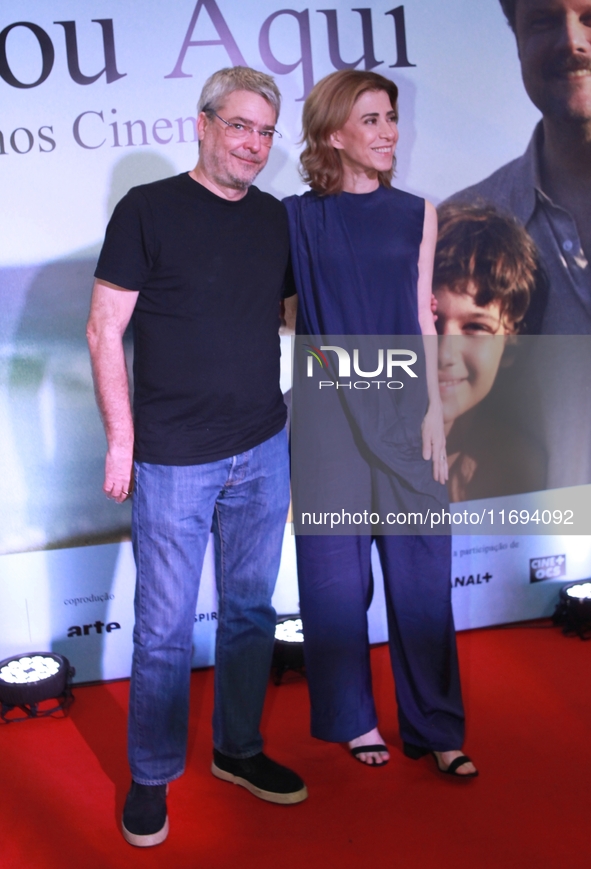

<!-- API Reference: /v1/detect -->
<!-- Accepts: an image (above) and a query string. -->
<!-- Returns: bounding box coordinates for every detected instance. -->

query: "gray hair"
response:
[198,66,281,120]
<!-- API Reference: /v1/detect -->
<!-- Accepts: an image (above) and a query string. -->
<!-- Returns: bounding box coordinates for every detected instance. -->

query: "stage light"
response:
[272,616,305,684]
[553,581,591,640]
[0,653,74,723]
[275,617,304,644]
[563,582,591,600]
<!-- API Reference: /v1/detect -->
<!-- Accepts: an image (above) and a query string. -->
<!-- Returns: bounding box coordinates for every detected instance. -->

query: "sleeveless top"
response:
[283,185,424,337]
[285,185,448,516]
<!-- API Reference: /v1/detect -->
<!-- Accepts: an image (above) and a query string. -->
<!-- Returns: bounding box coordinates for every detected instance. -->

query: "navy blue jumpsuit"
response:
[284,186,465,750]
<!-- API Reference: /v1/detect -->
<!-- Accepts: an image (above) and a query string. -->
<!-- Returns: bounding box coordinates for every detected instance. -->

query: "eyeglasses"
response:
[210,111,281,146]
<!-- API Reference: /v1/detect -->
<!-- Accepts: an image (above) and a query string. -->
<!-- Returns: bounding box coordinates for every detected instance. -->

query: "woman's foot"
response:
[432,750,477,776]
[348,728,390,766]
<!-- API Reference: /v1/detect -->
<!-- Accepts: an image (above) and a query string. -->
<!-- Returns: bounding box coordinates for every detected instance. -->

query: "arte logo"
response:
[67,621,121,637]
[305,343,418,389]
[530,554,566,583]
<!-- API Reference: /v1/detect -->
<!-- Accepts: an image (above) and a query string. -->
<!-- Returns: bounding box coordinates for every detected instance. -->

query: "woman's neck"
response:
[340,165,380,194]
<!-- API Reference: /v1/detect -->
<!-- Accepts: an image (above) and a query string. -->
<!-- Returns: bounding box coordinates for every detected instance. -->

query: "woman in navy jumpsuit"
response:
[284,70,477,776]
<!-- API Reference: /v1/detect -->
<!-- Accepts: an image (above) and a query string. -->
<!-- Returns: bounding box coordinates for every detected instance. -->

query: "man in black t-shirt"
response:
[87,67,306,848]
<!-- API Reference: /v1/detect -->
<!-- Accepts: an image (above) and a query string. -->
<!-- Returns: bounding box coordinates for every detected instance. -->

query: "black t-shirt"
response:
[95,173,290,464]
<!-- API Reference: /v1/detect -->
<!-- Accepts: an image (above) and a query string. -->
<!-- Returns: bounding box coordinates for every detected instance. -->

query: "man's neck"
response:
[189,165,248,202]
[540,117,591,202]
[540,117,591,263]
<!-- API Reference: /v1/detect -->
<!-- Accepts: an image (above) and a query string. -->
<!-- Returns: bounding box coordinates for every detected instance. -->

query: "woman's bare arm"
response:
[417,202,447,484]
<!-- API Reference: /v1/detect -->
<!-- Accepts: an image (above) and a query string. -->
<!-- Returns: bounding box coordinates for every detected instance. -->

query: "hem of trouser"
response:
[401,740,464,752]
[130,769,185,787]
[213,746,264,760]
[310,718,378,744]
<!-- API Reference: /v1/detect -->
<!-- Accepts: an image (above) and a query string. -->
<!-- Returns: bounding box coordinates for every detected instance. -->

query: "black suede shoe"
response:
[122,781,169,847]
[212,750,308,804]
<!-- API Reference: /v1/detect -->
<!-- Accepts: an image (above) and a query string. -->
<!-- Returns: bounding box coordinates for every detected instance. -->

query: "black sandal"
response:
[403,742,478,777]
[350,744,389,766]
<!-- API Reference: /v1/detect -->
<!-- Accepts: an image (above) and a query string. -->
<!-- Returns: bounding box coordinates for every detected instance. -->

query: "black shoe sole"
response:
[211,761,308,804]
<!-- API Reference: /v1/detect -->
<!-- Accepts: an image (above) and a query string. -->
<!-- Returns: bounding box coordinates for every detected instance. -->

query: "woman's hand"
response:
[421,401,448,484]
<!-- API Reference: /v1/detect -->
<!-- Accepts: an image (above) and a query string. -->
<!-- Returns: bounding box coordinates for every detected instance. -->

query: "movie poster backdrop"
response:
[1,0,589,681]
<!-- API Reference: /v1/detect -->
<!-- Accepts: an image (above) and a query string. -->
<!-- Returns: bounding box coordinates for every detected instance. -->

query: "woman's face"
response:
[330,89,398,179]
[435,284,512,434]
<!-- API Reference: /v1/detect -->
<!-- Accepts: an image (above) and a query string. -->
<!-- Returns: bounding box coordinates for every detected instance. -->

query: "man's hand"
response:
[421,402,448,485]
[104,443,134,502]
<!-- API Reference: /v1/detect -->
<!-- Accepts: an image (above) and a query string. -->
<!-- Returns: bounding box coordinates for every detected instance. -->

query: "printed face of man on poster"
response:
[443,0,591,491]
[513,0,591,123]
[506,0,591,258]
[508,0,591,266]
[448,0,591,336]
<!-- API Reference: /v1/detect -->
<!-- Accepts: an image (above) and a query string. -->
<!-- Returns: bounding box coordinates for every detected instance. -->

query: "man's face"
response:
[515,0,591,123]
[197,90,277,191]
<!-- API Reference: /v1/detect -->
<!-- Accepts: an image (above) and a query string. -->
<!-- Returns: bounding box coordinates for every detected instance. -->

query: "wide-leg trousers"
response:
[292,342,465,750]
[296,533,465,751]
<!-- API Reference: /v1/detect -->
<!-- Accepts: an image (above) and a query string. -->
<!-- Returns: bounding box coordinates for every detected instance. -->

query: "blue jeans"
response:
[128,430,290,785]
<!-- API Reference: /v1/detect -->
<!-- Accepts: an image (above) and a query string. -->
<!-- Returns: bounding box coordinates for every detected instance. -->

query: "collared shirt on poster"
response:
[447,122,590,336]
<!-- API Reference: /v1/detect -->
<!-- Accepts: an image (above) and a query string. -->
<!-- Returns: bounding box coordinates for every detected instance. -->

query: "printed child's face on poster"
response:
[435,285,512,433]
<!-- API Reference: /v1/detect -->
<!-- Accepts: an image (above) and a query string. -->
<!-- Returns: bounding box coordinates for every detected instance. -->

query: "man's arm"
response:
[86,279,139,503]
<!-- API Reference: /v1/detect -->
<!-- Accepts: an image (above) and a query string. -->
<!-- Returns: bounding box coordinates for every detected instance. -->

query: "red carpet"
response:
[2,623,591,869]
